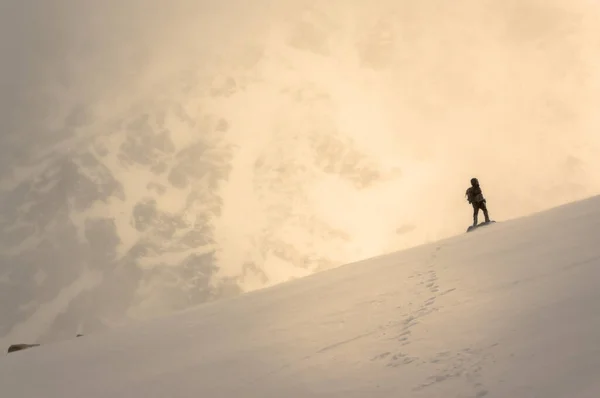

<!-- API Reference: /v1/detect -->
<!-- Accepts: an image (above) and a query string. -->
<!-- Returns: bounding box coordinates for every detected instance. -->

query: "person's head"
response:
[470,177,479,187]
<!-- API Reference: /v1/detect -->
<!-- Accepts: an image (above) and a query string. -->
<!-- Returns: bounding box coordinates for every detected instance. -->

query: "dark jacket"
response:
[466,184,485,204]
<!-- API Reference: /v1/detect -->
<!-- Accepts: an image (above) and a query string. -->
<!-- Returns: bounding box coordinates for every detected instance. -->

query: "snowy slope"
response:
[2,196,600,398]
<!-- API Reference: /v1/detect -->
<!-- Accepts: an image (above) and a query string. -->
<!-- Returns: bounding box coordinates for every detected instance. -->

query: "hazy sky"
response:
[1,0,598,193]
[0,0,599,257]
[2,0,600,343]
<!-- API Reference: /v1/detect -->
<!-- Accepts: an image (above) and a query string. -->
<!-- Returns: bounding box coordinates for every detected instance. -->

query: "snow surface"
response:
[2,196,600,397]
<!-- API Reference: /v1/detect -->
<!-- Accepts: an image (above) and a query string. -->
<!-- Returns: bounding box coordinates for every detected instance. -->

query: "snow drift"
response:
[2,196,600,397]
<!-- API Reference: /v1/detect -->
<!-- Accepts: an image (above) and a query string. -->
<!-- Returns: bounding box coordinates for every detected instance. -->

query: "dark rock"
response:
[7,343,40,354]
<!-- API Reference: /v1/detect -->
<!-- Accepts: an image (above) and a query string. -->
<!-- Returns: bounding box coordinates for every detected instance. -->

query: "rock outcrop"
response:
[7,344,40,354]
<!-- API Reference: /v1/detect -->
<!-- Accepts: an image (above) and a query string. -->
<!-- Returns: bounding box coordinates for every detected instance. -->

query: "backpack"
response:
[465,188,474,203]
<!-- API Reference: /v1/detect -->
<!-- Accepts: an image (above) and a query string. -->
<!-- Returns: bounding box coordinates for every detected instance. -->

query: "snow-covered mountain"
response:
[2,0,600,347]
[0,54,399,345]
[3,195,600,397]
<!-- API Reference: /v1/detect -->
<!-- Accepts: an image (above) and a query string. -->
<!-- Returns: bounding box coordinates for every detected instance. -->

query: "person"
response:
[465,177,490,226]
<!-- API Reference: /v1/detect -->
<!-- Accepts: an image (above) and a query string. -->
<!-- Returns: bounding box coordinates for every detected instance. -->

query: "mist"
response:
[1,0,600,345]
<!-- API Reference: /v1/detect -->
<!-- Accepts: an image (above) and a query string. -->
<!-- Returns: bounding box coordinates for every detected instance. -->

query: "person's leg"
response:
[481,201,490,222]
[473,204,479,226]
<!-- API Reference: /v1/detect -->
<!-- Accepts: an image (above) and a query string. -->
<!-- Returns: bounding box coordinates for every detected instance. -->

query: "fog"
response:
[1,0,600,344]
